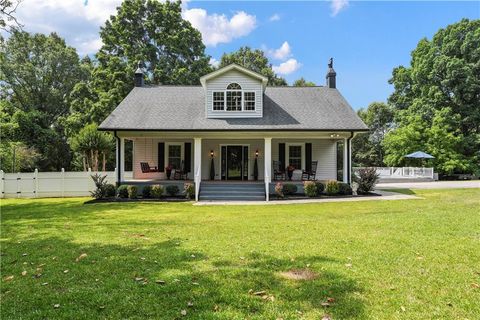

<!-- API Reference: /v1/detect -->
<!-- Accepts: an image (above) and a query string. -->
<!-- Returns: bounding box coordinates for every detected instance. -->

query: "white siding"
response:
[271,139,338,181]
[205,69,263,118]
[132,138,194,180]
[133,138,337,181]
[201,139,264,180]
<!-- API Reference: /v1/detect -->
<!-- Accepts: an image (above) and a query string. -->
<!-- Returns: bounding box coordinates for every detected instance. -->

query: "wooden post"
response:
[0,170,4,199]
[61,168,65,198]
[34,168,38,198]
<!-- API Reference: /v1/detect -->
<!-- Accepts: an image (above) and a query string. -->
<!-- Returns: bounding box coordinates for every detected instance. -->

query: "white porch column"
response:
[115,136,125,185]
[343,139,348,183]
[120,137,125,182]
[194,138,202,201]
[264,137,272,201]
[348,138,352,184]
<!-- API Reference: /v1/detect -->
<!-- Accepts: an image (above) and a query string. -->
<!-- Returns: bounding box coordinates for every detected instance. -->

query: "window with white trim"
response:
[168,144,182,170]
[288,145,302,170]
[213,91,224,111]
[244,92,255,111]
[226,83,242,111]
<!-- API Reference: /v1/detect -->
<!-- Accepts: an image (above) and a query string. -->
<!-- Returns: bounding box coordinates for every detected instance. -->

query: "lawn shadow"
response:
[1,236,365,319]
[380,188,417,195]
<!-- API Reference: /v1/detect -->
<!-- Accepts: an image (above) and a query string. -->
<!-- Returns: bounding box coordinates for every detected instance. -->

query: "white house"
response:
[99,60,368,201]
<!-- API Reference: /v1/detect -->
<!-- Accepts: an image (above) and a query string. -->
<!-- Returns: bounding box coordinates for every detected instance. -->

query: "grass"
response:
[1,188,479,319]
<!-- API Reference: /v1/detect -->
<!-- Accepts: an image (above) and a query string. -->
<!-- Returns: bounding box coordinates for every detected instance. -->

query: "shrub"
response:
[142,185,152,198]
[315,181,325,195]
[151,185,164,198]
[184,183,195,199]
[127,185,138,199]
[274,182,284,199]
[117,185,129,198]
[354,167,379,195]
[282,183,297,195]
[166,185,179,197]
[303,181,317,197]
[325,180,339,195]
[338,182,353,195]
[104,184,116,198]
[90,173,108,199]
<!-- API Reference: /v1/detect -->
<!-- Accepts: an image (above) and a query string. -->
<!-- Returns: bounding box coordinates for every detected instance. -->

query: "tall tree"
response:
[219,47,287,86]
[386,19,480,174]
[0,0,22,32]
[293,77,316,87]
[0,31,83,170]
[352,102,394,167]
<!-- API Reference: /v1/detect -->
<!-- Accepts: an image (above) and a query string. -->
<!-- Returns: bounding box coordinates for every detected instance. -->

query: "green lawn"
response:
[1,189,479,319]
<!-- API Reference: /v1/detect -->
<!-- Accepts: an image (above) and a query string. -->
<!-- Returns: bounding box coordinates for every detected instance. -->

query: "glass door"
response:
[221,145,249,180]
[227,146,243,180]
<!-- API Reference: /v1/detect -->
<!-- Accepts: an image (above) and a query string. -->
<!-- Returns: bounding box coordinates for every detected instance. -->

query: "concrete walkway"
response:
[376,180,479,190]
[194,190,420,206]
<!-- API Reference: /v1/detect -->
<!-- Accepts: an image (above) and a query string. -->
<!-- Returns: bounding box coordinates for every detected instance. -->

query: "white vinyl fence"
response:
[0,169,133,199]
[353,167,434,179]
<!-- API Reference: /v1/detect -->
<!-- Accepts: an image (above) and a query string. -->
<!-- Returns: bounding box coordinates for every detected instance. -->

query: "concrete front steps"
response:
[199,182,266,201]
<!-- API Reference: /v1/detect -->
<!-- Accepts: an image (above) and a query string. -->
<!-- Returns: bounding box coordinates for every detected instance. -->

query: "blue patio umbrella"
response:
[404,151,435,159]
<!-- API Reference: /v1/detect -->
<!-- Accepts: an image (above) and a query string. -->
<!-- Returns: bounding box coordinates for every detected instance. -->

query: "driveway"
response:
[377,180,480,190]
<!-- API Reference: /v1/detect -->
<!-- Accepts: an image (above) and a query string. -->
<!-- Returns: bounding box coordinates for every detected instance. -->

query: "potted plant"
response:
[165,164,173,180]
[287,164,295,181]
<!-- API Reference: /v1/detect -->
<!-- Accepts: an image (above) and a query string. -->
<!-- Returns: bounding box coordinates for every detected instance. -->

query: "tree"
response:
[0,0,22,32]
[88,0,211,122]
[219,46,287,86]
[383,108,470,175]
[352,102,394,167]
[293,77,316,87]
[70,124,114,172]
[0,31,84,170]
[0,141,39,172]
[387,19,480,174]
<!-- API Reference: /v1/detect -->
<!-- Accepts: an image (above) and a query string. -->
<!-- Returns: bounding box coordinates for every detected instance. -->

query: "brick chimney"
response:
[134,61,144,87]
[326,58,336,89]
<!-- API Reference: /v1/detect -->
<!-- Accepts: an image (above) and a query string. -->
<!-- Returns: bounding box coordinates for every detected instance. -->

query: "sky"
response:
[5,0,480,109]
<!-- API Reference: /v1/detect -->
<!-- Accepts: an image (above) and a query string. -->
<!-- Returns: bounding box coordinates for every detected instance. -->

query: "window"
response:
[213,92,224,110]
[168,144,182,170]
[226,83,242,111]
[288,145,302,170]
[244,92,255,111]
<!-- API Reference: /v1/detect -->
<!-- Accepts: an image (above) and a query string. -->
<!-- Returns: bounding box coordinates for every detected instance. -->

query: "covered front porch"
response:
[114,131,354,201]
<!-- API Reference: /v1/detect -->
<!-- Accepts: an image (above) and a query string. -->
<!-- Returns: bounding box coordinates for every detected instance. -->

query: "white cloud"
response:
[269,13,280,22]
[182,8,256,46]
[268,41,292,61]
[272,58,302,75]
[209,57,220,68]
[330,0,349,16]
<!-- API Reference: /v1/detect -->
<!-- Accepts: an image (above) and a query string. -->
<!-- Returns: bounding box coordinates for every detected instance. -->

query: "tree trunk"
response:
[102,152,106,172]
[82,154,87,172]
[94,150,99,172]
[90,149,94,171]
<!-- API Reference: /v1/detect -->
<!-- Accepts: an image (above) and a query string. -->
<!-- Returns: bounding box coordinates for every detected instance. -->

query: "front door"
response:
[221,145,249,180]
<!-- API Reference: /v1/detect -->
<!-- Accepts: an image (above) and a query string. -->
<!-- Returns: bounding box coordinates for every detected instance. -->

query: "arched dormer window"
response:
[226,83,242,111]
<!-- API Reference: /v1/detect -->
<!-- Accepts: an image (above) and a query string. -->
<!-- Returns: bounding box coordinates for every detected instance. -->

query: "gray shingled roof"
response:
[99,86,368,131]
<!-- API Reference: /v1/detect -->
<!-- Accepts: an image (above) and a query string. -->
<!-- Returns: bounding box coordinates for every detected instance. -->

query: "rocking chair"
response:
[140,162,158,173]
[302,160,317,181]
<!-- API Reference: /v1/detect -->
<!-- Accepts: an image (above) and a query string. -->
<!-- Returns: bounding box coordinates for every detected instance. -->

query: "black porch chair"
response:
[140,162,158,173]
[302,161,318,181]
[273,160,286,181]
[173,161,188,180]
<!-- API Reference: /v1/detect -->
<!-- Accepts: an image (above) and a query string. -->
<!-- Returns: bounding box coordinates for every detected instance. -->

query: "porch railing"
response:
[353,167,434,179]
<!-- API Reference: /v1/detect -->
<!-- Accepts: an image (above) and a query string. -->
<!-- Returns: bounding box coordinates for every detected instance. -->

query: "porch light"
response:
[255,149,259,157]
[330,133,340,138]
[210,150,214,158]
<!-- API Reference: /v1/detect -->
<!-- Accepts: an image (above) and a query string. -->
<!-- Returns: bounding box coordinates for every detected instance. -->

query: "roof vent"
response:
[326,58,336,89]
[134,61,144,87]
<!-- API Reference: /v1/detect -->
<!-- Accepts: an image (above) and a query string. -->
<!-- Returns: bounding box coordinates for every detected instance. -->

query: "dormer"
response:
[200,64,267,118]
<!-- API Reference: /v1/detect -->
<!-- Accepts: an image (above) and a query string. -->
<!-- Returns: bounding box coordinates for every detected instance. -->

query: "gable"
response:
[205,69,264,119]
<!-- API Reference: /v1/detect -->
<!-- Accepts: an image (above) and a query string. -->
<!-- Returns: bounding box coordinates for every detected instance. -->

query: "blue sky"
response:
[8,0,479,109]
